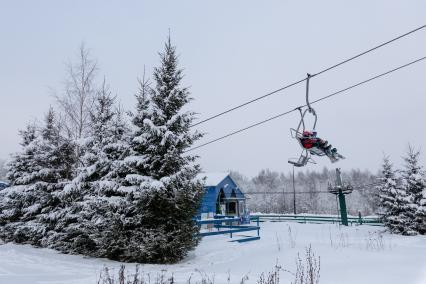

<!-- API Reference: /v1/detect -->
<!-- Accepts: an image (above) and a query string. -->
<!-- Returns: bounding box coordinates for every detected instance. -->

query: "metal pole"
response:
[338,189,348,226]
[257,216,260,237]
[336,168,343,185]
[292,165,297,215]
[336,168,348,226]
[335,195,340,224]
[282,182,285,214]
[305,73,311,110]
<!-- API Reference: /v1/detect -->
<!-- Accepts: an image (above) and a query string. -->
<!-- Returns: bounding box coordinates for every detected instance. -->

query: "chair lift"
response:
[288,107,320,167]
[288,74,344,167]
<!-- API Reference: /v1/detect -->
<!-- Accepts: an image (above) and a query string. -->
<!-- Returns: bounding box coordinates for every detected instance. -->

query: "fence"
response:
[251,214,382,226]
[196,216,261,242]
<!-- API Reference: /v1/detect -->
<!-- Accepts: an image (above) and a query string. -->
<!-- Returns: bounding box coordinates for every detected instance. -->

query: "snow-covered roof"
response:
[197,172,230,187]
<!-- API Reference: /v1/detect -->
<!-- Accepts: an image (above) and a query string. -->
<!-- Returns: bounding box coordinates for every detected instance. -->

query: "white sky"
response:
[1,1,425,177]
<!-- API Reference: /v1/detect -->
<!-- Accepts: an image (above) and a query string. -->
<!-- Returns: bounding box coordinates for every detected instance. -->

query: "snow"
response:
[197,172,229,187]
[0,221,425,284]
[124,156,148,167]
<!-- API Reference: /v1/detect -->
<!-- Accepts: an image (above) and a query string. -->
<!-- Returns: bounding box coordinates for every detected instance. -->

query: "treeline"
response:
[0,38,204,263]
[231,168,378,216]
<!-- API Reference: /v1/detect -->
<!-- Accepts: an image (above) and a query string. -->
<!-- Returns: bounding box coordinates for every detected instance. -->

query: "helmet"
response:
[303,131,313,137]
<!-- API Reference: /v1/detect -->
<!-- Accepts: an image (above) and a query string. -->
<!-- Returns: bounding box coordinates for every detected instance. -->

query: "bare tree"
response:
[55,43,98,140]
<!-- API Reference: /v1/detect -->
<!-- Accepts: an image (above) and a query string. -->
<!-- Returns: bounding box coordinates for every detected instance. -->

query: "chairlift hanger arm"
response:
[294,74,318,134]
[305,73,318,130]
[306,73,312,111]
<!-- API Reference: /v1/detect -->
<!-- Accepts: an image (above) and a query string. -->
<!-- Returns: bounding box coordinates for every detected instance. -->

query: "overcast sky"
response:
[1,1,425,177]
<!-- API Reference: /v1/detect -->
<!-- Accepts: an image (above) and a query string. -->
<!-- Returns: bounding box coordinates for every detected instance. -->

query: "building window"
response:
[228,202,237,215]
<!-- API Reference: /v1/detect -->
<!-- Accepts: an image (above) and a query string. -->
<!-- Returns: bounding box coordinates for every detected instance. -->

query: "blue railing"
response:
[196,216,261,242]
[250,214,382,226]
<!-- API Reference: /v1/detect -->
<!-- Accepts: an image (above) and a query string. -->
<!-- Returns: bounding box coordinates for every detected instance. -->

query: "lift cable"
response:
[185,56,426,153]
[243,181,383,195]
[352,181,383,191]
[190,24,426,128]
[244,191,330,195]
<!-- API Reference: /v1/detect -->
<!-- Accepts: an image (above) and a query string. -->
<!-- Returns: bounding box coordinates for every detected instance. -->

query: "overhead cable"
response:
[186,56,426,152]
[190,25,426,127]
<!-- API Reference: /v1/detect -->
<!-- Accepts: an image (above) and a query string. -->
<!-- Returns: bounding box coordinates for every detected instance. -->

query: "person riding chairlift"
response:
[300,130,337,156]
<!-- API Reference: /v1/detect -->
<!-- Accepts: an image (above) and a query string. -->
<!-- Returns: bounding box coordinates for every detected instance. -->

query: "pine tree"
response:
[0,123,39,230]
[118,37,204,263]
[420,187,426,234]
[376,156,408,233]
[5,123,38,186]
[122,73,153,184]
[74,86,131,257]
[51,74,151,261]
[49,81,130,254]
[0,108,75,244]
[141,36,204,263]
[401,146,426,234]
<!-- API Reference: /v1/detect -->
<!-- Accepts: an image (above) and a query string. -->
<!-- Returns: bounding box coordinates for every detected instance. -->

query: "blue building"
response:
[197,173,248,220]
[0,181,9,190]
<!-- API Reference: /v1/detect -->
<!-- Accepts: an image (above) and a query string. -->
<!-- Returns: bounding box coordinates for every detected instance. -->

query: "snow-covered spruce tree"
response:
[376,156,408,233]
[48,81,131,254]
[0,108,75,244]
[0,123,39,230]
[401,146,426,234]
[4,123,38,186]
[84,104,134,259]
[119,38,204,263]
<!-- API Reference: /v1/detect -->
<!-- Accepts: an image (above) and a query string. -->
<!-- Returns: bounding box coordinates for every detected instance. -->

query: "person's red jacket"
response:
[301,137,315,149]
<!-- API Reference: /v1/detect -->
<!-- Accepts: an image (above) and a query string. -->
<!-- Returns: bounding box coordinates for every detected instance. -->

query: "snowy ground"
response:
[0,221,425,284]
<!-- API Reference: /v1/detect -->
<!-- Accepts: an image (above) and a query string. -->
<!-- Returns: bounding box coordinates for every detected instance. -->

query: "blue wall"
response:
[199,186,217,214]
[198,175,245,216]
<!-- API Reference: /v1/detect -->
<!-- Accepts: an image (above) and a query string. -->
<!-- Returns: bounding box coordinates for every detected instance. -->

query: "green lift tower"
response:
[328,168,353,226]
